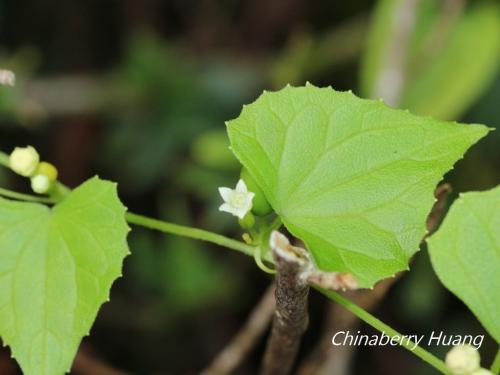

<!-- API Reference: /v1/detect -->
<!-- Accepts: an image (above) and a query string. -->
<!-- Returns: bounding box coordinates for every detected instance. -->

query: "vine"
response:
[0,84,498,375]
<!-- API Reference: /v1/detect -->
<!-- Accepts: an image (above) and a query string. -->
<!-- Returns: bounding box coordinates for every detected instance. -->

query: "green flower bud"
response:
[240,168,272,216]
[242,233,253,244]
[238,212,255,229]
[9,146,40,177]
[31,174,51,194]
[36,161,58,182]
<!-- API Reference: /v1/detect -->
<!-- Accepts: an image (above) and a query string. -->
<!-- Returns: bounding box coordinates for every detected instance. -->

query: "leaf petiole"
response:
[0,186,57,203]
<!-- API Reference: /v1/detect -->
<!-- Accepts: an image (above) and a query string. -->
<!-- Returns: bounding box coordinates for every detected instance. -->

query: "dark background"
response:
[0,0,499,374]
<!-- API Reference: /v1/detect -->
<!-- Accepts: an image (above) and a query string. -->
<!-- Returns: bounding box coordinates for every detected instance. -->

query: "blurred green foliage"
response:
[130,229,238,317]
[361,0,500,120]
[191,129,239,171]
[100,35,225,193]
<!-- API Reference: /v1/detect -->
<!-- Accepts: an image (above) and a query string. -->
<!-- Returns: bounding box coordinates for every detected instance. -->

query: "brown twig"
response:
[297,183,452,375]
[71,347,129,375]
[297,276,399,375]
[20,75,101,119]
[425,183,452,237]
[372,0,420,106]
[260,232,311,375]
[201,283,276,375]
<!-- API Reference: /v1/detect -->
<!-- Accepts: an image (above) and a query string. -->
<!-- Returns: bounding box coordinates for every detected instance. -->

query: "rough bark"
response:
[261,232,310,375]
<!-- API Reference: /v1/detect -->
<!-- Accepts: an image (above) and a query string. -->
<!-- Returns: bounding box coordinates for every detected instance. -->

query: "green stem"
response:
[0,174,262,260]
[0,187,57,203]
[269,215,282,231]
[125,212,264,260]
[0,151,8,168]
[491,348,500,374]
[318,287,451,375]
[50,182,72,201]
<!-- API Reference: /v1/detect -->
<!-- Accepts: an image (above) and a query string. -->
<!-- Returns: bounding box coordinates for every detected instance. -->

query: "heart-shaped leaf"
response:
[227,84,489,287]
[428,186,500,343]
[0,177,129,375]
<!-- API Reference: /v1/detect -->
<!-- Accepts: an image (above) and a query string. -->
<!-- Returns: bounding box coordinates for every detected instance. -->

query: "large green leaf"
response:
[227,84,489,287]
[428,186,500,343]
[0,177,129,375]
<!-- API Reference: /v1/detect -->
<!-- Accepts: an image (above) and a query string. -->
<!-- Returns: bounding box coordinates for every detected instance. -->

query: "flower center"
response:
[230,192,246,208]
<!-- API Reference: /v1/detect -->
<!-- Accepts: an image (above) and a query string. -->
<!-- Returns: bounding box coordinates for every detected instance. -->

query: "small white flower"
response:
[31,174,51,194]
[218,179,255,219]
[445,345,481,375]
[9,146,40,177]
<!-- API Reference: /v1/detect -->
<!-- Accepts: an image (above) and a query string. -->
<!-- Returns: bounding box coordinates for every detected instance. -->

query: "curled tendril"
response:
[253,245,276,274]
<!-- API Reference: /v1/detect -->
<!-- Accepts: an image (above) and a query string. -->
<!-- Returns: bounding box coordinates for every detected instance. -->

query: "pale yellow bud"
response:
[470,369,493,375]
[31,174,51,194]
[9,146,40,177]
[445,345,481,375]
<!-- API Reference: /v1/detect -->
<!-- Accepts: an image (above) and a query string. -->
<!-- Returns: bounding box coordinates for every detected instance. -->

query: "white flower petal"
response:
[241,195,254,212]
[219,203,233,214]
[218,187,233,202]
[235,179,248,193]
[234,207,248,219]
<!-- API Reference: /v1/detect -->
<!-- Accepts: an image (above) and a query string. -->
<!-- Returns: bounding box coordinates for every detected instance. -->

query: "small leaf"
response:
[227,84,489,287]
[427,186,500,343]
[0,177,130,375]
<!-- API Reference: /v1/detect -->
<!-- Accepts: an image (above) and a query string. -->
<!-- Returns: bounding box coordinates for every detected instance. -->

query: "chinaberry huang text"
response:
[331,331,484,351]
